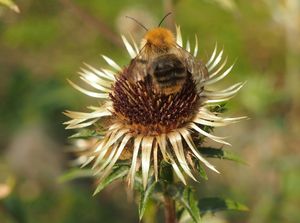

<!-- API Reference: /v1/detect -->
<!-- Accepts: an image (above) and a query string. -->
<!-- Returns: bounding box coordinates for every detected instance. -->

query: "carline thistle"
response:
[64,16,245,191]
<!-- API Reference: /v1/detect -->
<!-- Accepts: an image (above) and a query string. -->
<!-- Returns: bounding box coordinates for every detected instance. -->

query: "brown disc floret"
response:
[110,73,200,135]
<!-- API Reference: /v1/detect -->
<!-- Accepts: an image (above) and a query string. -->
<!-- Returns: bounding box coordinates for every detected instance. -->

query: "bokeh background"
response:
[0,0,299,222]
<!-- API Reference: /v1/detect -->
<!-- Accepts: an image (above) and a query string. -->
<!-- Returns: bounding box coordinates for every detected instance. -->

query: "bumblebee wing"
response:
[124,48,150,82]
[175,46,208,91]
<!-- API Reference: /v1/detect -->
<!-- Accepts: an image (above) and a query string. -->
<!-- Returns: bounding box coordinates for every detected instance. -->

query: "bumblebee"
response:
[125,24,208,95]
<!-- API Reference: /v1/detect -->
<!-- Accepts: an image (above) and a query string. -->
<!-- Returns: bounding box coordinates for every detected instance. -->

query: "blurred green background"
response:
[0,0,299,222]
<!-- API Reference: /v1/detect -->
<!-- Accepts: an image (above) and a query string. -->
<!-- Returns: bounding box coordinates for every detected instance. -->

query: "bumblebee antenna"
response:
[125,16,148,31]
[158,12,172,27]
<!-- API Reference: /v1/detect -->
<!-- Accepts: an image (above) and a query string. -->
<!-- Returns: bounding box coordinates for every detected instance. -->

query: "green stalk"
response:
[163,194,177,223]
[162,163,177,223]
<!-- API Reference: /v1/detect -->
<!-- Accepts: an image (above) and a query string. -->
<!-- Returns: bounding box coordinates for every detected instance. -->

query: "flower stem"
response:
[164,194,177,223]
[162,163,177,223]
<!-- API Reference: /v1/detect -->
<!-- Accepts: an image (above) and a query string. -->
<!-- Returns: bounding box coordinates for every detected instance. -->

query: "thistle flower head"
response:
[64,25,245,189]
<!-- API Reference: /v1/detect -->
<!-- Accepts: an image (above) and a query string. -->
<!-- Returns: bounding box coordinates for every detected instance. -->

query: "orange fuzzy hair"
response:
[143,27,175,50]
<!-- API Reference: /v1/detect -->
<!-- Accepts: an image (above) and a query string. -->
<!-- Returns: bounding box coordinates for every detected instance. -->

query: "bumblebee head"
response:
[143,27,175,51]
[126,13,174,53]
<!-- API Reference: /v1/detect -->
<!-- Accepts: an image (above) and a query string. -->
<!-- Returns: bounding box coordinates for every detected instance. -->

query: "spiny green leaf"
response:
[199,147,246,164]
[198,197,249,214]
[139,180,158,220]
[159,161,174,183]
[0,0,19,13]
[114,159,131,167]
[209,103,227,113]
[93,166,129,195]
[171,185,201,223]
[58,168,94,183]
[69,129,100,139]
[196,162,208,180]
[202,125,214,134]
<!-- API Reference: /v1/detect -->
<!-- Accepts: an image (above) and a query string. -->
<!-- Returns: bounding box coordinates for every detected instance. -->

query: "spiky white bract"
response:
[64,25,245,189]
